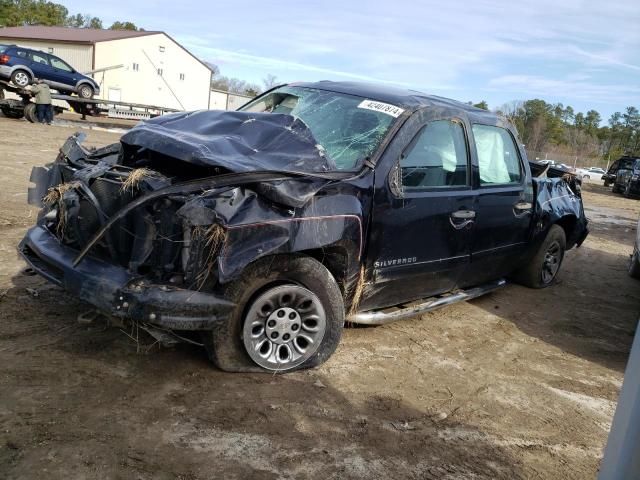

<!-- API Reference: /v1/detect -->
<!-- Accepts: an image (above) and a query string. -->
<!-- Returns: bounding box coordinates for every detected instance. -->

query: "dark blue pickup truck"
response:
[19,81,588,372]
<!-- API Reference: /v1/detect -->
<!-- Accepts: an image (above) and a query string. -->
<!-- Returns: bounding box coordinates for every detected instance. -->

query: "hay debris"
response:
[42,181,81,206]
[193,223,227,289]
[41,182,81,237]
[120,168,157,194]
[204,223,227,252]
[349,266,366,316]
[56,205,67,236]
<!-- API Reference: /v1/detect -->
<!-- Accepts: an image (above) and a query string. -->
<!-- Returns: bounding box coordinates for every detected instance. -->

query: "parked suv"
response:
[604,156,640,196]
[0,44,100,98]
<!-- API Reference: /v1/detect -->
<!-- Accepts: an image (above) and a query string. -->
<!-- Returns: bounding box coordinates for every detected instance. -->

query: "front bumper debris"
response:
[18,226,235,330]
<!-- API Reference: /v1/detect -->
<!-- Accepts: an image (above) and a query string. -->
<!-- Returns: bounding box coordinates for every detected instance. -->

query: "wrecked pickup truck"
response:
[19,81,589,372]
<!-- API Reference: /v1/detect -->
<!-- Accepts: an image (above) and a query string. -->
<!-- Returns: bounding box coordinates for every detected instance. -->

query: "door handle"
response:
[513,202,532,218]
[450,210,476,230]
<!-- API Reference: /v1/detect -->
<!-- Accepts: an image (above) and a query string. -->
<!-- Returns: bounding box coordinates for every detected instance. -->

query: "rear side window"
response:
[472,124,522,185]
[400,120,468,189]
[15,49,28,58]
[29,51,50,65]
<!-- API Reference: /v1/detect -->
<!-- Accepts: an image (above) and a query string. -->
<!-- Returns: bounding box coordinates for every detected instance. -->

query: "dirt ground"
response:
[0,115,638,480]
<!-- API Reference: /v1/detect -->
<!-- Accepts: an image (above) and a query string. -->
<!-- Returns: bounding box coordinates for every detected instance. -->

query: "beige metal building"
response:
[0,26,213,110]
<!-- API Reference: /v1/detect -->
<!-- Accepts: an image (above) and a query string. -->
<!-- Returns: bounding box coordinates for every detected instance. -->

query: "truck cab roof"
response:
[293,80,497,121]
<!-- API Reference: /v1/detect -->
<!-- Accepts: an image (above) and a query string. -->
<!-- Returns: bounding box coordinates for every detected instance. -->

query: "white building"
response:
[0,26,213,111]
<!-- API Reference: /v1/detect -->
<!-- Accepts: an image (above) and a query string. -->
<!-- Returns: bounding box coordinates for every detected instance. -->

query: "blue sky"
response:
[62,0,639,121]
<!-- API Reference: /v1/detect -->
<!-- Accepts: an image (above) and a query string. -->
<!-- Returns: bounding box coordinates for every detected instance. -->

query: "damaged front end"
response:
[19,110,368,332]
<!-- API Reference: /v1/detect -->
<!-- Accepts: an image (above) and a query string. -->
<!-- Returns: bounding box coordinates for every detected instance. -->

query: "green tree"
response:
[0,1,111,29]
[65,12,84,27]
[585,110,602,136]
[2,0,68,26]
[109,21,139,31]
[86,16,102,28]
[473,100,488,110]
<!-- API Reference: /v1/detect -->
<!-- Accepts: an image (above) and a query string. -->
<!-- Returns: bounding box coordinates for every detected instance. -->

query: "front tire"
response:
[612,183,622,193]
[78,84,94,99]
[514,225,566,288]
[203,255,344,372]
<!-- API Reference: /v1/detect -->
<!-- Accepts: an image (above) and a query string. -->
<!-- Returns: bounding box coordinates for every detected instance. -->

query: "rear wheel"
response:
[513,225,566,288]
[203,255,344,372]
[78,84,94,99]
[0,107,23,119]
[10,69,31,87]
[23,103,37,123]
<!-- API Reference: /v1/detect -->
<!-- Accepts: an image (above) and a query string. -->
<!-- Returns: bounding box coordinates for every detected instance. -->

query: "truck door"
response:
[461,124,533,287]
[361,109,477,311]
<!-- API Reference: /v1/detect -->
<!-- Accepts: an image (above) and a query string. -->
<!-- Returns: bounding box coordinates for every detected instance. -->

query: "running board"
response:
[347,279,507,325]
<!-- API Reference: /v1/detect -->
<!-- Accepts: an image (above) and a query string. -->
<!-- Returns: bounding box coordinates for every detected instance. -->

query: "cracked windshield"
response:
[241,86,397,170]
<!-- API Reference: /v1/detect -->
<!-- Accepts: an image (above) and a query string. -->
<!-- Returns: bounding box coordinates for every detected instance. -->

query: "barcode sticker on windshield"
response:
[358,99,405,118]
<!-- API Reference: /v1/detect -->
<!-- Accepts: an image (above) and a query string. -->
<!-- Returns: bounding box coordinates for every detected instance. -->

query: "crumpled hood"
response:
[119,110,339,207]
[121,110,334,172]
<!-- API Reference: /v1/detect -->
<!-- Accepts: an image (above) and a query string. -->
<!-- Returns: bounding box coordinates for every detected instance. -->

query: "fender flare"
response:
[75,79,96,89]
[9,65,34,79]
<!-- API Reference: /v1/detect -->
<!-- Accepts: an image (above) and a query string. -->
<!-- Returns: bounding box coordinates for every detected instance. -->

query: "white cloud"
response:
[61,0,640,112]
[488,75,640,104]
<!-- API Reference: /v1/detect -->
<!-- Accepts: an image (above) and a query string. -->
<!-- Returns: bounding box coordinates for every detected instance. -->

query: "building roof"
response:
[0,26,160,44]
[0,26,213,73]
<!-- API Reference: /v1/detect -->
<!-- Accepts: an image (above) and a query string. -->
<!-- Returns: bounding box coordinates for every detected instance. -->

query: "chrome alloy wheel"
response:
[13,71,30,86]
[542,240,562,284]
[242,285,326,371]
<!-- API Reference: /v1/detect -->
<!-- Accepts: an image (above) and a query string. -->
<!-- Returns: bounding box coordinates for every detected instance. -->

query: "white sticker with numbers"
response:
[357,99,405,118]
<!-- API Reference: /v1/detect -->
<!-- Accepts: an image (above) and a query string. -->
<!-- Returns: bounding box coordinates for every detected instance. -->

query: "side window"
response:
[50,57,73,72]
[400,120,468,189]
[29,52,50,66]
[472,124,522,185]
[15,49,27,58]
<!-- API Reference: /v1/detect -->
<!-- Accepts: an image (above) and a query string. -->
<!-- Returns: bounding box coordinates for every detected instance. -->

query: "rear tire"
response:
[0,107,22,119]
[202,255,344,373]
[513,225,566,289]
[23,103,37,123]
[10,69,31,87]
